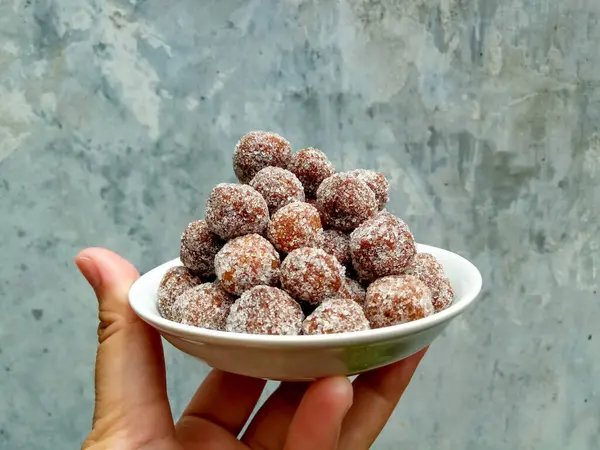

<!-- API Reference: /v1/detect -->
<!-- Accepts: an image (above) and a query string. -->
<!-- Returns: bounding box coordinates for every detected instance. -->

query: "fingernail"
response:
[75,256,101,289]
[330,377,354,413]
[341,379,354,413]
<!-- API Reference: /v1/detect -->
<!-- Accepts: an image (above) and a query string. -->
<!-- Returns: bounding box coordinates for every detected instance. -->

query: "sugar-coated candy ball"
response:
[205,183,269,240]
[171,282,235,330]
[280,247,345,305]
[364,275,434,328]
[288,147,335,197]
[225,286,304,335]
[302,298,370,335]
[233,131,293,183]
[249,167,305,214]
[215,234,280,295]
[346,169,390,211]
[316,173,378,231]
[267,201,323,254]
[180,220,223,277]
[404,253,454,311]
[350,210,416,283]
[157,266,202,320]
[320,229,351,265]
[338,276,366,305]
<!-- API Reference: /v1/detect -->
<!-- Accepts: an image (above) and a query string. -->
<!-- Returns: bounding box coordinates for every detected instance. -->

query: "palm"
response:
[77,248,426,450]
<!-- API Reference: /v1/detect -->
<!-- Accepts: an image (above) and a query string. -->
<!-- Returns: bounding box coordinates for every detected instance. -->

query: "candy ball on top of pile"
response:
[157,131,454,336]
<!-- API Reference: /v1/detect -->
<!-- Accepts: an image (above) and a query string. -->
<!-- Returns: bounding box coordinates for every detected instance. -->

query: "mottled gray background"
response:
[1,0,599,448]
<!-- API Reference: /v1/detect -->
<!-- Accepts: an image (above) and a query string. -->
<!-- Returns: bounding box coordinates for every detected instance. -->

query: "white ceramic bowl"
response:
[129,244,482,381]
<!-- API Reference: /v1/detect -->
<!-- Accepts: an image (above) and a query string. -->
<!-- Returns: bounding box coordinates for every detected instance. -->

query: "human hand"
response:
[76,247,427,450]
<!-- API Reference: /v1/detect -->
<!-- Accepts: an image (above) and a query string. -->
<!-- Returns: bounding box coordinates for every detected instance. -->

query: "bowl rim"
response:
[129,244,483,349]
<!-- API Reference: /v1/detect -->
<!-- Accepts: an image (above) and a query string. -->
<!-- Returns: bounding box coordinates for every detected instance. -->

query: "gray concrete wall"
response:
[1,0,598,448]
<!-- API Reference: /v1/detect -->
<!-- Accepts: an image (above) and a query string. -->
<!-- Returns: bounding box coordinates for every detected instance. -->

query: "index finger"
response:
[337,348,428,450]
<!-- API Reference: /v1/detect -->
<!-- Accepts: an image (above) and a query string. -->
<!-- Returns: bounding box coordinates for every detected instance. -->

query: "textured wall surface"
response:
[1,0,599,448]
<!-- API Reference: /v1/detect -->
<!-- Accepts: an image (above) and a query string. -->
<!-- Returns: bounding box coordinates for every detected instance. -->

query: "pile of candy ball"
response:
[157,131,454,335]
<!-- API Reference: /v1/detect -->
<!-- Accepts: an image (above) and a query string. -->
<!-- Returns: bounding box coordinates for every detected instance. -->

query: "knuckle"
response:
[96,310,123,344]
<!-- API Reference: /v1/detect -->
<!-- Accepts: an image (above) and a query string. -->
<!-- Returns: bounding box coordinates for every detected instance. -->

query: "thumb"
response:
[76,248,174,445]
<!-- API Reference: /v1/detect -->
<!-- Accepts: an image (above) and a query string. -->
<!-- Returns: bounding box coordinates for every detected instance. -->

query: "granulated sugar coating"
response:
[171,282,235,330]
[302,298,370,335]
[364,275,434,328]
[157,266,202,320]
[320,229,351,265]
[305,197,323,221]
[249,167,305,214]
[316,173,378,231]
[288,147,335,197]
[280,247,345,304]
[404,253,454,311]
[180,220,223,277]
[346,169,390,211]
[205,183,269,240]
[225,286,304,335]
[215,234,280,295]
[350,210,416,283]
[338,276,366,305]
[267,201,323,254]
[233,131,292,183]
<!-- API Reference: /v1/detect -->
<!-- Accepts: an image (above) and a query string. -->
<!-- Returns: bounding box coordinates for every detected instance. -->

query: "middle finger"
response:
[242,381,310,449]
[176,370,266,440]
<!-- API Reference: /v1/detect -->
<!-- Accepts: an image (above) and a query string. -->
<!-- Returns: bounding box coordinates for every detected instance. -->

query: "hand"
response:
[76,247,427,450]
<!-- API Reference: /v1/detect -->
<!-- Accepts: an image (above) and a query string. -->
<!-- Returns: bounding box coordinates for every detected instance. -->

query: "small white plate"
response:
[129,244,482,381]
